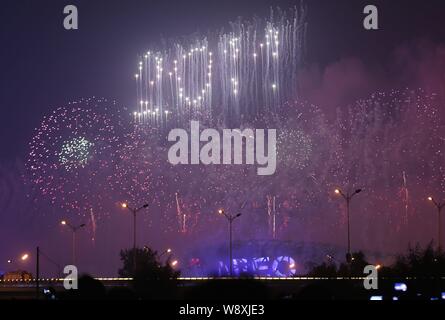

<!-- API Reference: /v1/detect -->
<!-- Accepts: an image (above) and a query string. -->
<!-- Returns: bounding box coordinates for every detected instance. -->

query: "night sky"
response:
[1,0,445,276]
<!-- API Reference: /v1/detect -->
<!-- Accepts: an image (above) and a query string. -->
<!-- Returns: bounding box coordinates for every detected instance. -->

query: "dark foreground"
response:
[1,277,444,301]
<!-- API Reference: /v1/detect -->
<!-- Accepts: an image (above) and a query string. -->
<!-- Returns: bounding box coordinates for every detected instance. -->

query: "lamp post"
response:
[121,202,149,250]
[61,220,86,265]
[218,209,242,276]
[122,202,149,273]
[335,188,362,263]
[428,196,444,251]
[36,247,39,299]
[159,248,172,258]
[6,253,30,269]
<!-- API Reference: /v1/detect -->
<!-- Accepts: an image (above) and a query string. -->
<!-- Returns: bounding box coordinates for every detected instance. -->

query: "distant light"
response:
[428,196,433,201]
[441,292,445,300]
[171,260,178,267]
[375,264,382,270]
[370,296,383,301]
[121,203,128,209]
[61,220,67,225]
[392,297,399,301]
[335,189,341,194]
[394,283,407,292]
[289,263,296,269]
[167,248,172,253]
[21,254,29,261]
[7,259,12,264]
[218,209,224,215]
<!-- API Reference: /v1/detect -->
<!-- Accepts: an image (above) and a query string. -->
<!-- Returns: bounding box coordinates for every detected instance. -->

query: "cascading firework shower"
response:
[133,7,306,126]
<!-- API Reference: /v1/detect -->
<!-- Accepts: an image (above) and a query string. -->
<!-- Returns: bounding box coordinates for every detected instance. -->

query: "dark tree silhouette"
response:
[380,242,445,278]
[308,251,369,277]
[118,247,180,299]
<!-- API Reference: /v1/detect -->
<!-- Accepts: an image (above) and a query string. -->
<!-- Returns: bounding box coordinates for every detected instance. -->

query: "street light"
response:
[121,202,149,250]
[159,248,172,258]
[61,220,86,265]
[121,202,149,273]
[334,188,362,263]
[6,253,30,268]
[218,208,242,276]
[427,196,444,251]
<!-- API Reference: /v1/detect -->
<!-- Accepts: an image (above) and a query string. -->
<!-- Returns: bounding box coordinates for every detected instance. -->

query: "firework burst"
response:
[25,97,123,218]
[133,6,307,127]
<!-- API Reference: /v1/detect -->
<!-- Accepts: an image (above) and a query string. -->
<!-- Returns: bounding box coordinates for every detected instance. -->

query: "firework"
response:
[25,97,123,218]
[333,88,445,248]
[58,136,94,171]
[133,6,307,127]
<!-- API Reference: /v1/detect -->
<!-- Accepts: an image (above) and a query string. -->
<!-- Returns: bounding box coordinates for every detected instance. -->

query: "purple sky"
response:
[1,0,445,277]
